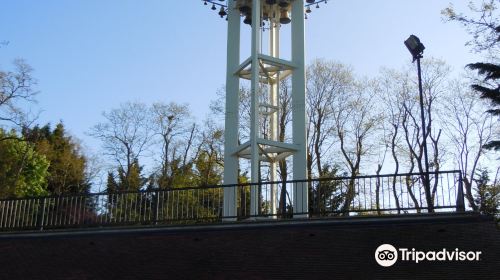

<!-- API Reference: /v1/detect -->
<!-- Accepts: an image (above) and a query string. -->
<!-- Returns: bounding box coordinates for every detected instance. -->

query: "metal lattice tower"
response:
[203,0,327,219]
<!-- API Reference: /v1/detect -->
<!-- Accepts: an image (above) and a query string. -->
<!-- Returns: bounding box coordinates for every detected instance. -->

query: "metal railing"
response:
[0,170,465,231]
[307,170,465,216]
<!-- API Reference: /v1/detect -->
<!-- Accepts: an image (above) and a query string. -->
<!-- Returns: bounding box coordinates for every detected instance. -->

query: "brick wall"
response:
[0,214,498,279]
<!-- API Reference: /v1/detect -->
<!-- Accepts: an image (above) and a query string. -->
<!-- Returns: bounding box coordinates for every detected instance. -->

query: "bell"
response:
[243,15,252,25]
[279,10,291,24]
[239,5,251,15]
[278,1,289,8]
[218,6,227,18]
[306,0,316,3]
[263,11,269,21]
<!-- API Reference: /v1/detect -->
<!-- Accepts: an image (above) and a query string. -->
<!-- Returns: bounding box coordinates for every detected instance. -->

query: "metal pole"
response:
[416,56,433,213]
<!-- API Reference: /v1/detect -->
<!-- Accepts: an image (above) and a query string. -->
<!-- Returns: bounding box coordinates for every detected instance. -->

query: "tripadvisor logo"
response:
[374,244,482,267]
[375,244,398,267]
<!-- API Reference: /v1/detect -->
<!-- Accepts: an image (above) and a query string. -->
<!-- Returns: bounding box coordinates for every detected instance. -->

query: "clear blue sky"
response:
[0,0,478,154]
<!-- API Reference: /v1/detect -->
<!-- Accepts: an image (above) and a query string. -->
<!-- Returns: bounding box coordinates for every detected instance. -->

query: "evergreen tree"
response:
[107,159,148,192]
[474,169,500,215]
[467,61,500,150]
[106,172,119,193]
[23,123,91,194]
[309,165,345,216]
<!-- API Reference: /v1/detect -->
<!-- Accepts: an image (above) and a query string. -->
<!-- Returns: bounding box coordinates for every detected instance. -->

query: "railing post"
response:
[36,197,46,231]
[281,181,287,218]
[153,190,159,225]
[456,172,465,212]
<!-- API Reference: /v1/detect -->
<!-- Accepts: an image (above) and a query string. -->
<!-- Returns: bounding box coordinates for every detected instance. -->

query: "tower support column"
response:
[291,0,308,218]
[269,20,279,217]
[223,0,240,221]
[249,0,262,217]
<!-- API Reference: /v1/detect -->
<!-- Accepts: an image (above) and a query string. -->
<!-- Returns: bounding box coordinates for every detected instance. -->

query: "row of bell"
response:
[265,0,317,4]
[240,0,292,25]
[209,0,321,21]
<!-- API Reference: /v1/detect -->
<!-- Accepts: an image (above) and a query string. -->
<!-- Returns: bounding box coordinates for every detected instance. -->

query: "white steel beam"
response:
[249,0,261,217]
[269,21,279,217]
[234,57,252,76]
[258,54,296,69]
[291,0,308,218]
[223,0,240,221]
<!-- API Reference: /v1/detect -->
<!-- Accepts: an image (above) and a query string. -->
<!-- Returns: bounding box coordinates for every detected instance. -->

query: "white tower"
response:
[203,0,324,219]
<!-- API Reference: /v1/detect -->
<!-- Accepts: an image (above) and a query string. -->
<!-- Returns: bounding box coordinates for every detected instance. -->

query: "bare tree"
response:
[442,0,500,54]
[443,1,499,151]
[305,60,357,214]
[378,68,421,212]
[333,79,382,214]
[306,59,354,178]
[442,78,496,210]
[0,59,38,137]
[277,79,292,214]
[150,102,196,189]
[89,102,152,189]
[396,58,451,211]
[378,69,403,212]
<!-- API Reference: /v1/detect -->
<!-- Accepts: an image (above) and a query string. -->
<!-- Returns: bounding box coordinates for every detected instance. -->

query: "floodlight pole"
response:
[416,54,433,213]
[405,34,433,213]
